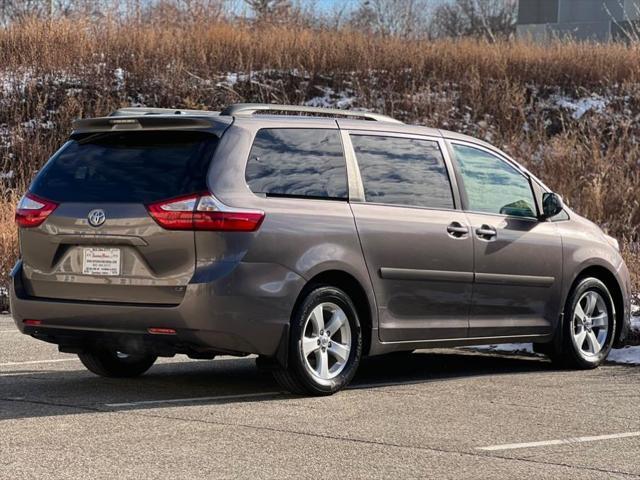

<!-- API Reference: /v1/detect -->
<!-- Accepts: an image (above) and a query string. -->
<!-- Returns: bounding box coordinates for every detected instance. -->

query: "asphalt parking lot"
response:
[1,314,639,479]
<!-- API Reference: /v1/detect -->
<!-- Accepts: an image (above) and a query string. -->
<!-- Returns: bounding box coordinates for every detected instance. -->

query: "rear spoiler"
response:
[71,115,232,135]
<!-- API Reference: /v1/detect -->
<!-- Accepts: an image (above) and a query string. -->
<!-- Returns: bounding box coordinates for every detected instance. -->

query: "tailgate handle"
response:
[51,234,148,246]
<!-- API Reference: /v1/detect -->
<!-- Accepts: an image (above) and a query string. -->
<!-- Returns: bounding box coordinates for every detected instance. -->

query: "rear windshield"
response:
[30,131,218,203]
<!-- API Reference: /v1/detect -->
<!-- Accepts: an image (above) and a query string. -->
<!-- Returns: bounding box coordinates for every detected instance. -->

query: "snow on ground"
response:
[607,346,640,365]
[305,86,357,109]
[472,314,640,365]
[473,343,536,355]
[554,94,609,119]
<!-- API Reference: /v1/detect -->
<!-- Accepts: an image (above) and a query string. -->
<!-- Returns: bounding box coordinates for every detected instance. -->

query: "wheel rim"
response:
[571,290,609,358]
[301,302,352,380]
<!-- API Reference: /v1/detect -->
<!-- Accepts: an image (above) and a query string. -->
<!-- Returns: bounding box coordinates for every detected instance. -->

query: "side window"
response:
[453,144,537,218]
[246,128,347,199]
[350,135,454,209]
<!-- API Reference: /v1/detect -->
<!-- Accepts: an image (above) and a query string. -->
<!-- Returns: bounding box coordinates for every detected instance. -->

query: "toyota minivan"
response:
[10,104,631,395]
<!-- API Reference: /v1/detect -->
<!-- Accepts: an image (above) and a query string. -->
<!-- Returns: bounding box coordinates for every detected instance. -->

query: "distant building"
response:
[517,0,640,41]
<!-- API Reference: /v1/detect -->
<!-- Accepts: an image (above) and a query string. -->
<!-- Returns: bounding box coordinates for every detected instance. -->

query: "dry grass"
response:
[0,194,18,280]
[0,18,638,291]
[2,19,640,86]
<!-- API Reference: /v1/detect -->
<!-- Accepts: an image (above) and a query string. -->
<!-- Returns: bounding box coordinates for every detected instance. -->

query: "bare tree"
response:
[431,0,516,41]
[349,0,433,37]
[142,0,228,24]
[605,0,640,43]
[244,0,292,23]
[0,0,231,25]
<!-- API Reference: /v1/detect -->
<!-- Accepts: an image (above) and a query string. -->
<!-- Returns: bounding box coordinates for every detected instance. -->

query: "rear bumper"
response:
[10,260,304,357]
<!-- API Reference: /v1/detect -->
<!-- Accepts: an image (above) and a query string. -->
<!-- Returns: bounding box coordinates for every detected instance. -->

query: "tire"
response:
[556,277,616,369]
[78,348,157,378]
[273,286,362,396]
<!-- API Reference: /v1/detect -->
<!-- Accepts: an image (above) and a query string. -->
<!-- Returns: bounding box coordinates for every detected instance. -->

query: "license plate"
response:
[82,248,121,276]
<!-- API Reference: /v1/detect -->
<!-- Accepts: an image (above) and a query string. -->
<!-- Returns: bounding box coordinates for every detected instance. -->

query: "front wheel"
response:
[273,286,362,395]
[556,277,616,369]
[78,349,157,378]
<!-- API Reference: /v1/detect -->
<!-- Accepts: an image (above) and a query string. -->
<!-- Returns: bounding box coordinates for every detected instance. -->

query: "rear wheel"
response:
[78,349,157,378]
[273,286,362,395]
[555,277,616,369]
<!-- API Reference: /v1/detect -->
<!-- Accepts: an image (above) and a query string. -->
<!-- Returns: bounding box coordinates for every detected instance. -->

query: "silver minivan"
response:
[10,104,631,395]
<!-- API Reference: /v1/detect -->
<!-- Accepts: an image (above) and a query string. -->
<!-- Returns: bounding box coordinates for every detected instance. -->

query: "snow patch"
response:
[305,86,357,110]
[554,95,608,120]
[606,346,640,365]
[470,319,640,366]
[220,72,251,86]
[114,68,125,90]
[473,343,537,355]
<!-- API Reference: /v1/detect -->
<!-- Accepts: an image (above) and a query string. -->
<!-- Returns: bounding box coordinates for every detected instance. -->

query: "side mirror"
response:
[541,192,563,219]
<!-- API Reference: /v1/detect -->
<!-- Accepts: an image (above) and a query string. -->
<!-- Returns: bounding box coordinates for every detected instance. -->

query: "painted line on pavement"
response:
[103,379,439,408]
[477,431,640,451]
[105,391,281,408]
[0,358,78,367]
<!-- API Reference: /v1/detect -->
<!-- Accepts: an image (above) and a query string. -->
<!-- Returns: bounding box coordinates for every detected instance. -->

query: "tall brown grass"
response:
[0,18,638,293]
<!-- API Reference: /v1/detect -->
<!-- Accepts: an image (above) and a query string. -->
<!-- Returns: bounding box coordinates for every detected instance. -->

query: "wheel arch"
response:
[292,269,376,357]
[568,265,627,347]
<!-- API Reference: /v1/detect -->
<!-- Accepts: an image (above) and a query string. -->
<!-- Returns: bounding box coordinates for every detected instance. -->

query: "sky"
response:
[313,0,445,11]
[316,0,356,9]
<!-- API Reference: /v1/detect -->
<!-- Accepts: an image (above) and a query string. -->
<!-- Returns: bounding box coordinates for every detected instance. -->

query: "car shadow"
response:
[0,349,555,421]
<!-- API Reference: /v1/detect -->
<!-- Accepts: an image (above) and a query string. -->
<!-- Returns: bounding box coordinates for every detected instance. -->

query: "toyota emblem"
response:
[87,209,106,227]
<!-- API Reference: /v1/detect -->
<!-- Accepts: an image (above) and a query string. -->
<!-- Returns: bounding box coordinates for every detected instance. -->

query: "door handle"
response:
[475,225,497,239]
[447,222,469,238]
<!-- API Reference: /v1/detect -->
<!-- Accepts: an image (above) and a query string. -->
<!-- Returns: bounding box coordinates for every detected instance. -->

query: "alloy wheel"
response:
[301,302,352,380]
[571,290,609,358]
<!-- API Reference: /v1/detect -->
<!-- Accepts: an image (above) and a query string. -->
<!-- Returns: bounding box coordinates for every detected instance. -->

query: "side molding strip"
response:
[380,267,473,283]
[379,268,554,288]
[475,273,554,288]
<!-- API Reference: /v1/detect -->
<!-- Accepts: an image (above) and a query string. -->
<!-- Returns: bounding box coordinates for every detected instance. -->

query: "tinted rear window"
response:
[30,131,218,203]
[351,135,454,209]
[245,128,348,200]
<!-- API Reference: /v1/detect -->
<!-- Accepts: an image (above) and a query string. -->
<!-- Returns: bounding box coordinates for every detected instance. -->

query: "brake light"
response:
[148,327,176,335]
[146,193,198,230]
[23,319,42,326]
[15,193,59,228]
[146,193,264,232]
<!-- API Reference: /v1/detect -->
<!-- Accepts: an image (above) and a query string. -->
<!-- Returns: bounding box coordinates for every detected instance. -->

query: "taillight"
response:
[15,193,59,228]
[146,193,264,232]
[146,193,199,230]
[148,327,176,335]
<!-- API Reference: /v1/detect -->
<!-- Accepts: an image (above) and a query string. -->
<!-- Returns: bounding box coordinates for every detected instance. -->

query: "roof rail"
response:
[109,107,220,117]
[219,103,403,124]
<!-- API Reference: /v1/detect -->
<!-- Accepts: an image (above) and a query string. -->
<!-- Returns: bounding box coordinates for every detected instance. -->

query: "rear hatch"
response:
[18,129,219,304]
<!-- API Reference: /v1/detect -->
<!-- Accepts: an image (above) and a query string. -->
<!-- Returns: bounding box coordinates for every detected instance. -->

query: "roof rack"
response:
[220,103,403,124]
[109,107,220,117]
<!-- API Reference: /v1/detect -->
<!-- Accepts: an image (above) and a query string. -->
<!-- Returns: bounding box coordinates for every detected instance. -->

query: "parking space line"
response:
[103,380,436,408]
[477,431,640,451]
[0,358,79,367]
[105,391,281,408]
